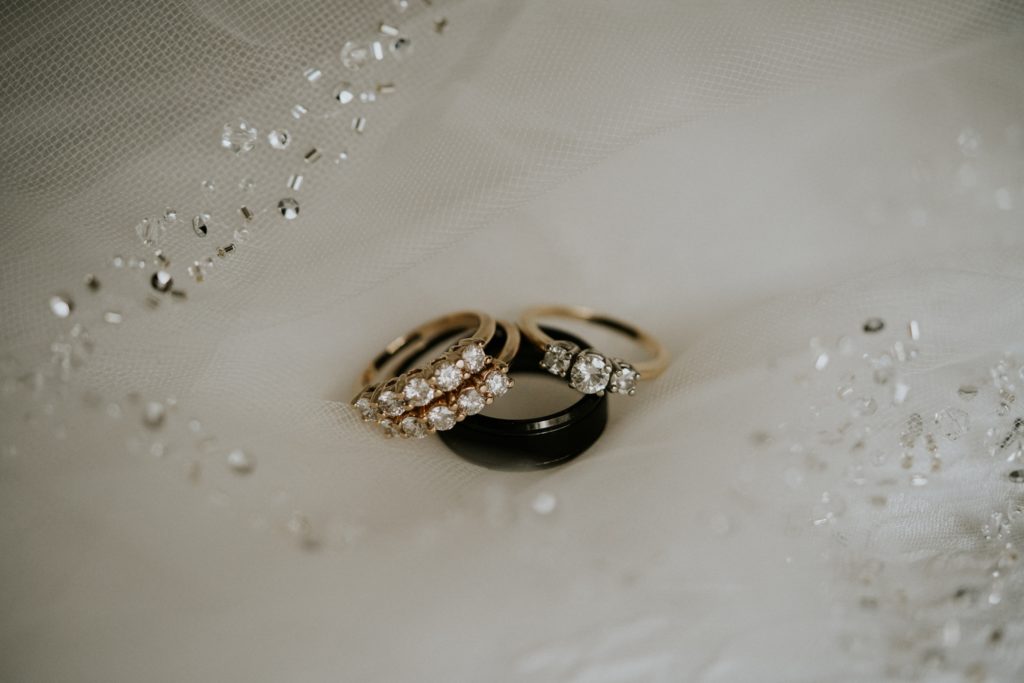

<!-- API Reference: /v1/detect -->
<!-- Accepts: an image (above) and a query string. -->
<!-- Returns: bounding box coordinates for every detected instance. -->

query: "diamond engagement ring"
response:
[517,305,669,396]
[351,311,518,438]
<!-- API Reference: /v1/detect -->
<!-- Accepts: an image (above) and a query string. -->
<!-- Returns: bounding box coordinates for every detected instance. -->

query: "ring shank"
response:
[518,305,669,379]
[357,311,496,390]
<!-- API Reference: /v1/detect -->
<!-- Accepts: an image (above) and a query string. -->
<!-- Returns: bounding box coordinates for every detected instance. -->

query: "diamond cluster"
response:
[541,342,639,396]
[351,339,513,438]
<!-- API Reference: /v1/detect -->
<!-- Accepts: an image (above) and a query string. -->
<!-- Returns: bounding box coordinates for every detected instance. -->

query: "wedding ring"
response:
[518,305,669,396]
[438,325,608,470]
[351,311,518,438]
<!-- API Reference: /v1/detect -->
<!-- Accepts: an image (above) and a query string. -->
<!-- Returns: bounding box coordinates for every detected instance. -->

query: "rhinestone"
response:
[49,294,73,318]
[226,448,255,474]
[457,387,486,415]
[427,405,457,431]
[353,396,375,421]
[335,82,355,104]
[192,214,209,237]
[403,377,434,407]
[433,363,463,392]
[303,67,322,83]
[221,119,257,154]
[278,198,300,220]
[303,148,321,163]
[379,23,399,37]
[340,41,371,70]
[352,116,366,133]
[863,318,885,333]
[570,352,612,394]
[461,344,486,373]
[377,390,404,417]
[287,174,303,191]
[609,364,638,394]
[240,206,255,221]
[542,343,575,377]
[400,416,428,439]
[291,104,307,120]
[483,370,510,397]
[163,208,178,222]
[151,271,173,292]
[267,129,290,149]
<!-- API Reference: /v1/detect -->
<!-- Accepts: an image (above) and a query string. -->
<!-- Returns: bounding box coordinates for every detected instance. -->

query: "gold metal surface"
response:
[356,310,496,391]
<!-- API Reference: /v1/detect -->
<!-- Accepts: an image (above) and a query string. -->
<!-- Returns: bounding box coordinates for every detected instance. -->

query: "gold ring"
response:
[518,305,669,395]
[351,311,519,438]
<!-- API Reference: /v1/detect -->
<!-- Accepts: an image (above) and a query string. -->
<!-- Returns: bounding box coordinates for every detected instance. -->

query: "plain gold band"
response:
[357,310,496,392]
[517,305,670,379]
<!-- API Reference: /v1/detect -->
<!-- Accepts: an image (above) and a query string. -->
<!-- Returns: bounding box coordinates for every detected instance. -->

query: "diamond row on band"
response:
[352,339,513,438]
[539,340,639,396]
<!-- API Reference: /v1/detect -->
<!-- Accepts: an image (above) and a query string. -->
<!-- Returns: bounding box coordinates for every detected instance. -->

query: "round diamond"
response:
[570,352,612,394]
[377,390,404,417]
[400,416,428,439]
[353,396,375,421]
[457,387,486,416]
[461,343,486,373]
[483,370,510,397]
[426,405,457,431]
[433,362,463,392]
[609,364,639,395]
[403,377,434,407]
[542,344,575,377]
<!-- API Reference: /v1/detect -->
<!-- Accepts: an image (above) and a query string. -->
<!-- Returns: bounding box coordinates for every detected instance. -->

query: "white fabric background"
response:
[2,1,1024,681]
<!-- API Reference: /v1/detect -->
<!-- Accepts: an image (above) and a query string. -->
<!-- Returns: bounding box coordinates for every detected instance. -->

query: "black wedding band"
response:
[438,325,608,471]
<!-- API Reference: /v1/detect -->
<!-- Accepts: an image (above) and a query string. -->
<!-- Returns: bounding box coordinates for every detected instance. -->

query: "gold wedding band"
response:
[352,311,518,438]
[518,305,669,395]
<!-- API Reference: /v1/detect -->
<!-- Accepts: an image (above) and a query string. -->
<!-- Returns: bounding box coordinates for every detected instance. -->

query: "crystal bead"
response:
[570,352,611,394]
[135,218,164,247]
[303,68,322,84]
[340,41,371,70]
[457,387,486,415]
[221,119,258,154]
[426,405,456,431]
[335,82,355,104]
[151,271,173,292]
[49,294,73,318]
[143,401,166,429]
[278,198,300,220]
[958,385,979,401]
[227,448,255,474]
[935,407,970,441]
[192,214,209,237]
[267,129,290,150]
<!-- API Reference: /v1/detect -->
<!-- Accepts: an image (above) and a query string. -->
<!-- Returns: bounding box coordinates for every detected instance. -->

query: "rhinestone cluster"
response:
[351,339,513,438]
[540,341,639,395]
